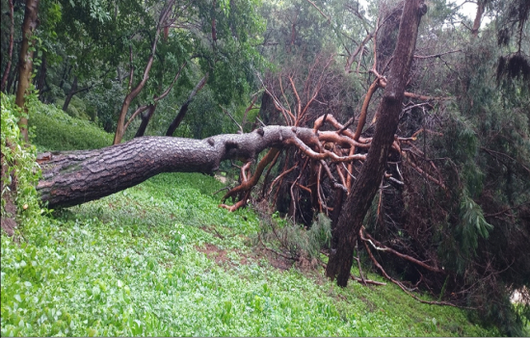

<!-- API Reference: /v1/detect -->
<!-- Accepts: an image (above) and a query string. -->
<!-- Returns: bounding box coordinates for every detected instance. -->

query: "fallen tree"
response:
[37,123,370,209]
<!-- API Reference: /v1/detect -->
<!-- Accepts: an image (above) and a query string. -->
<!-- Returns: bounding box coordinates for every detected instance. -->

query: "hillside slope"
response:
[1,98,498,336]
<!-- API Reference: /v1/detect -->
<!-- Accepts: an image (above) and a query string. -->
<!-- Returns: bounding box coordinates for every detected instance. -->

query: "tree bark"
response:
[325,0,426,287]
[35,54,48,99]
[113,52,155,144]
[472,1,485,37]
[15,0,40,142]
[37,126,324,209]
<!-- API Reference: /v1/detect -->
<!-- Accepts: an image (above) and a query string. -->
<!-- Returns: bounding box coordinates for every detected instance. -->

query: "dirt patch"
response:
[295,254,319,271]
[197,243,230,264]
[1,216,17,236]
[197,225,321,275]
[253,246,294,271]
[195,241,297,272]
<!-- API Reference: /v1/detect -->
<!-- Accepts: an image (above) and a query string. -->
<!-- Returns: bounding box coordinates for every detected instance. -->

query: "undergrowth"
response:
[15,94,114,151]
[1,172,495,336]
[1,99,500,336]
[1,92,44,233]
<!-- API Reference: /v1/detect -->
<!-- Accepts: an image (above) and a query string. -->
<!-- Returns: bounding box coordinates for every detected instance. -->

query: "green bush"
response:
[56,96,91,121]
[0,93,42,228]
[22,96,113,151]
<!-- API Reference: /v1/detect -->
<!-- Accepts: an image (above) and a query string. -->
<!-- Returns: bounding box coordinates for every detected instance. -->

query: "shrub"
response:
[26,96,113,151]
[0,93,43,234]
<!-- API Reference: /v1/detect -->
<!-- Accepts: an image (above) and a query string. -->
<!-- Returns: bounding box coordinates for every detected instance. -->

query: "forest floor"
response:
[1,105,501,336]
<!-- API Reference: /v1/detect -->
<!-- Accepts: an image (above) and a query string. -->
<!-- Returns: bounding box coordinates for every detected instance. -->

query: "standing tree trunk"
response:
[166,74,208,136]
[326,0,427,287]
[62,76,78,111]
[472,1,485,37]
[15,0,40,142]
[35,54,48,99]
[134,104,157,138]
[113,0,175,145]
[113,50,156,144]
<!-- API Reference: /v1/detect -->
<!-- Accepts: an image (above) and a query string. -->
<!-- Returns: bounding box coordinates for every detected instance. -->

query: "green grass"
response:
[1,172,496,336]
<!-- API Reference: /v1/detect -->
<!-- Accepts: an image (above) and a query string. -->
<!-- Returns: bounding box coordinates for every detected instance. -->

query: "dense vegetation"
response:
[1,99,497,336]
[1,0,529,336]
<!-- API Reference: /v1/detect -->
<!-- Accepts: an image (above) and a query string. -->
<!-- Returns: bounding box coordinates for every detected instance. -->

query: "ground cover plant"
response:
[1,172,496,337]
[0,98,500,337]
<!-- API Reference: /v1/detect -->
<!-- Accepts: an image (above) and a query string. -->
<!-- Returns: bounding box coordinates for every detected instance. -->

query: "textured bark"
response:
[37,126,321,209]
[35,55,48,97]
[326,0,426,286]
[15,0,40,141]
[113,54,155,144]
[472,1,485,37]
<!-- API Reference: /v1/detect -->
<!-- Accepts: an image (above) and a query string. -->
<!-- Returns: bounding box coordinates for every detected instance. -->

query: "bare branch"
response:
[414,49,463,59]
[303,0,330,22]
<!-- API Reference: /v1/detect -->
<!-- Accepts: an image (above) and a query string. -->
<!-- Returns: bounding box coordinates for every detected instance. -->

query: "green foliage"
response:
[1,170,496,337]
[21,96,114,151]
[261,212,332,261]
[56,96,90,120]
[405,18,530,334]
[2,0,528,335]
[0,104,497,336]
[457,191,493,260]
[0,93,42,226]
[30,0,266,142]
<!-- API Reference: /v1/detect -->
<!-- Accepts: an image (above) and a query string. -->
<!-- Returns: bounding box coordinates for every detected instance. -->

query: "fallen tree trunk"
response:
[37,126,329,209]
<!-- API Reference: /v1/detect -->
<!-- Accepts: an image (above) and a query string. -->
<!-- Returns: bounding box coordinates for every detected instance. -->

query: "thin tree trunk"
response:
[326,0,426,287]
[472,1,485,37]
[113,53,155,144]
[6,65,17,94]
[166,75,208,136]
[1,0,15,92]
[134,104,157,137]
[35,54,49,99]
[113,0,175,145]
[58,64,71,91]
[15,0,40,142]
[62,76,78,111]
